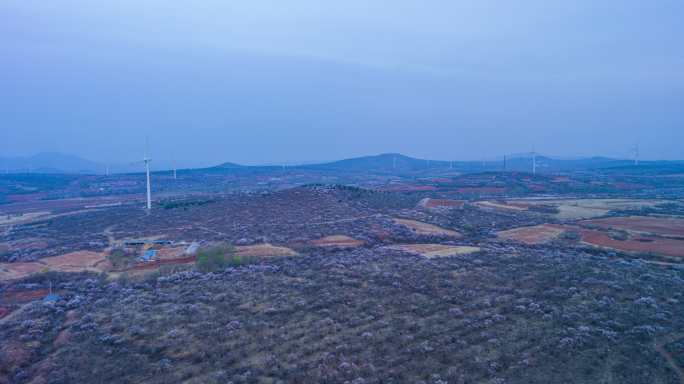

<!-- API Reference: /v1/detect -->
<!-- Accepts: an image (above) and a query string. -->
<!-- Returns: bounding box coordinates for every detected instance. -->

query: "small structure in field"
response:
[43,281,60,303]
[43,293,61,303]
[139,249,157,262]
[185,242,200,255]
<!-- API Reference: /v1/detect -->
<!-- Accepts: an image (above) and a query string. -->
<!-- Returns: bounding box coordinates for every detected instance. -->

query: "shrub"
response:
[528,204,559,214]
[108,248,134,268]
[608,230,629,241]
[160,199,217,210]
[195,244,250,272]
[561,231,581,241]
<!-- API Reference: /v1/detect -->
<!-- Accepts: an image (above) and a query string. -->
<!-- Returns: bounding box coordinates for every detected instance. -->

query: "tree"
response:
[195,244,236,272]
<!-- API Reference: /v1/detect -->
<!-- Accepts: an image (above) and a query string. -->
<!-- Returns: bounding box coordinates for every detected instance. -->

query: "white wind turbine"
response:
[631,143,640,166]
[144,141,152,210]
[131,138,153,211]
[172,157,177,179]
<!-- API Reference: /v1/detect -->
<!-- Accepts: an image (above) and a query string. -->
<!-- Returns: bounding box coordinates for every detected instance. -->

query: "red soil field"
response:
[579,229,684,258]
[0,251,108,281]
[582,216,684,237]
[497,224,566,245]
[41,251,108,271]
[2,289,49,303]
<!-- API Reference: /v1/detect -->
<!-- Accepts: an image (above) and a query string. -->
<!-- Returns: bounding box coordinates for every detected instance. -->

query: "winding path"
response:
[655,333,684,384]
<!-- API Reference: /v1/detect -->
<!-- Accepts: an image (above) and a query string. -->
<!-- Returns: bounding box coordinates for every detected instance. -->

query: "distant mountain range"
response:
[3,152,683,175]
[217,153,684,174]
[0,153,102,174]
[0,153,139,174]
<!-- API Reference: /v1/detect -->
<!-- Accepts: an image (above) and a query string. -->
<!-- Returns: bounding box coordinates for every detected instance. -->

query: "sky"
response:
[1,0,683,167]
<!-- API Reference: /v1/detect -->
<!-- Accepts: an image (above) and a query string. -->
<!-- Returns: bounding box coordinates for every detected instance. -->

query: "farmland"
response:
[497,224,567,245]
[581,216,684,238]
[310,235,365,248]
[384,243,481,258]
[2,162,684,383]
[4,0,684,379]
[0,251,109,280]
[393,218,462,237]
[418,198,466,210]
[578,228,684,258]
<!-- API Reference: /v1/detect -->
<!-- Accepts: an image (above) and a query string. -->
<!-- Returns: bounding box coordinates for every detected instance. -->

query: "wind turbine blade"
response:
[144,136,152,161]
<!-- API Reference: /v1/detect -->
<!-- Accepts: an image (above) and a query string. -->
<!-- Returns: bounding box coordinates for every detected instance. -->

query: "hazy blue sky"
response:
[2,0,683,166]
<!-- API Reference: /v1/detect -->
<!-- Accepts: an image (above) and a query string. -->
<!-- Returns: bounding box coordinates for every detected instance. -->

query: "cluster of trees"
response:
[2,244,681,383]
[194,243,254,272]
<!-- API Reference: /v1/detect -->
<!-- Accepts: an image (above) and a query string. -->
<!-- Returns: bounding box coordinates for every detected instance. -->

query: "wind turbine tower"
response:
[532,149,537,176]
[171,156,177,179]
[143,140,152,211]
[632,143,640,166]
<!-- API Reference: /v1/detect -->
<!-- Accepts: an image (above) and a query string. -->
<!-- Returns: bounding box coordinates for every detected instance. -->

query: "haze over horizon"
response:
[2,1,683,167]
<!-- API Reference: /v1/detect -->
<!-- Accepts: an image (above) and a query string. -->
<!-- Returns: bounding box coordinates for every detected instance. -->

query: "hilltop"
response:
[6,152,684,176]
